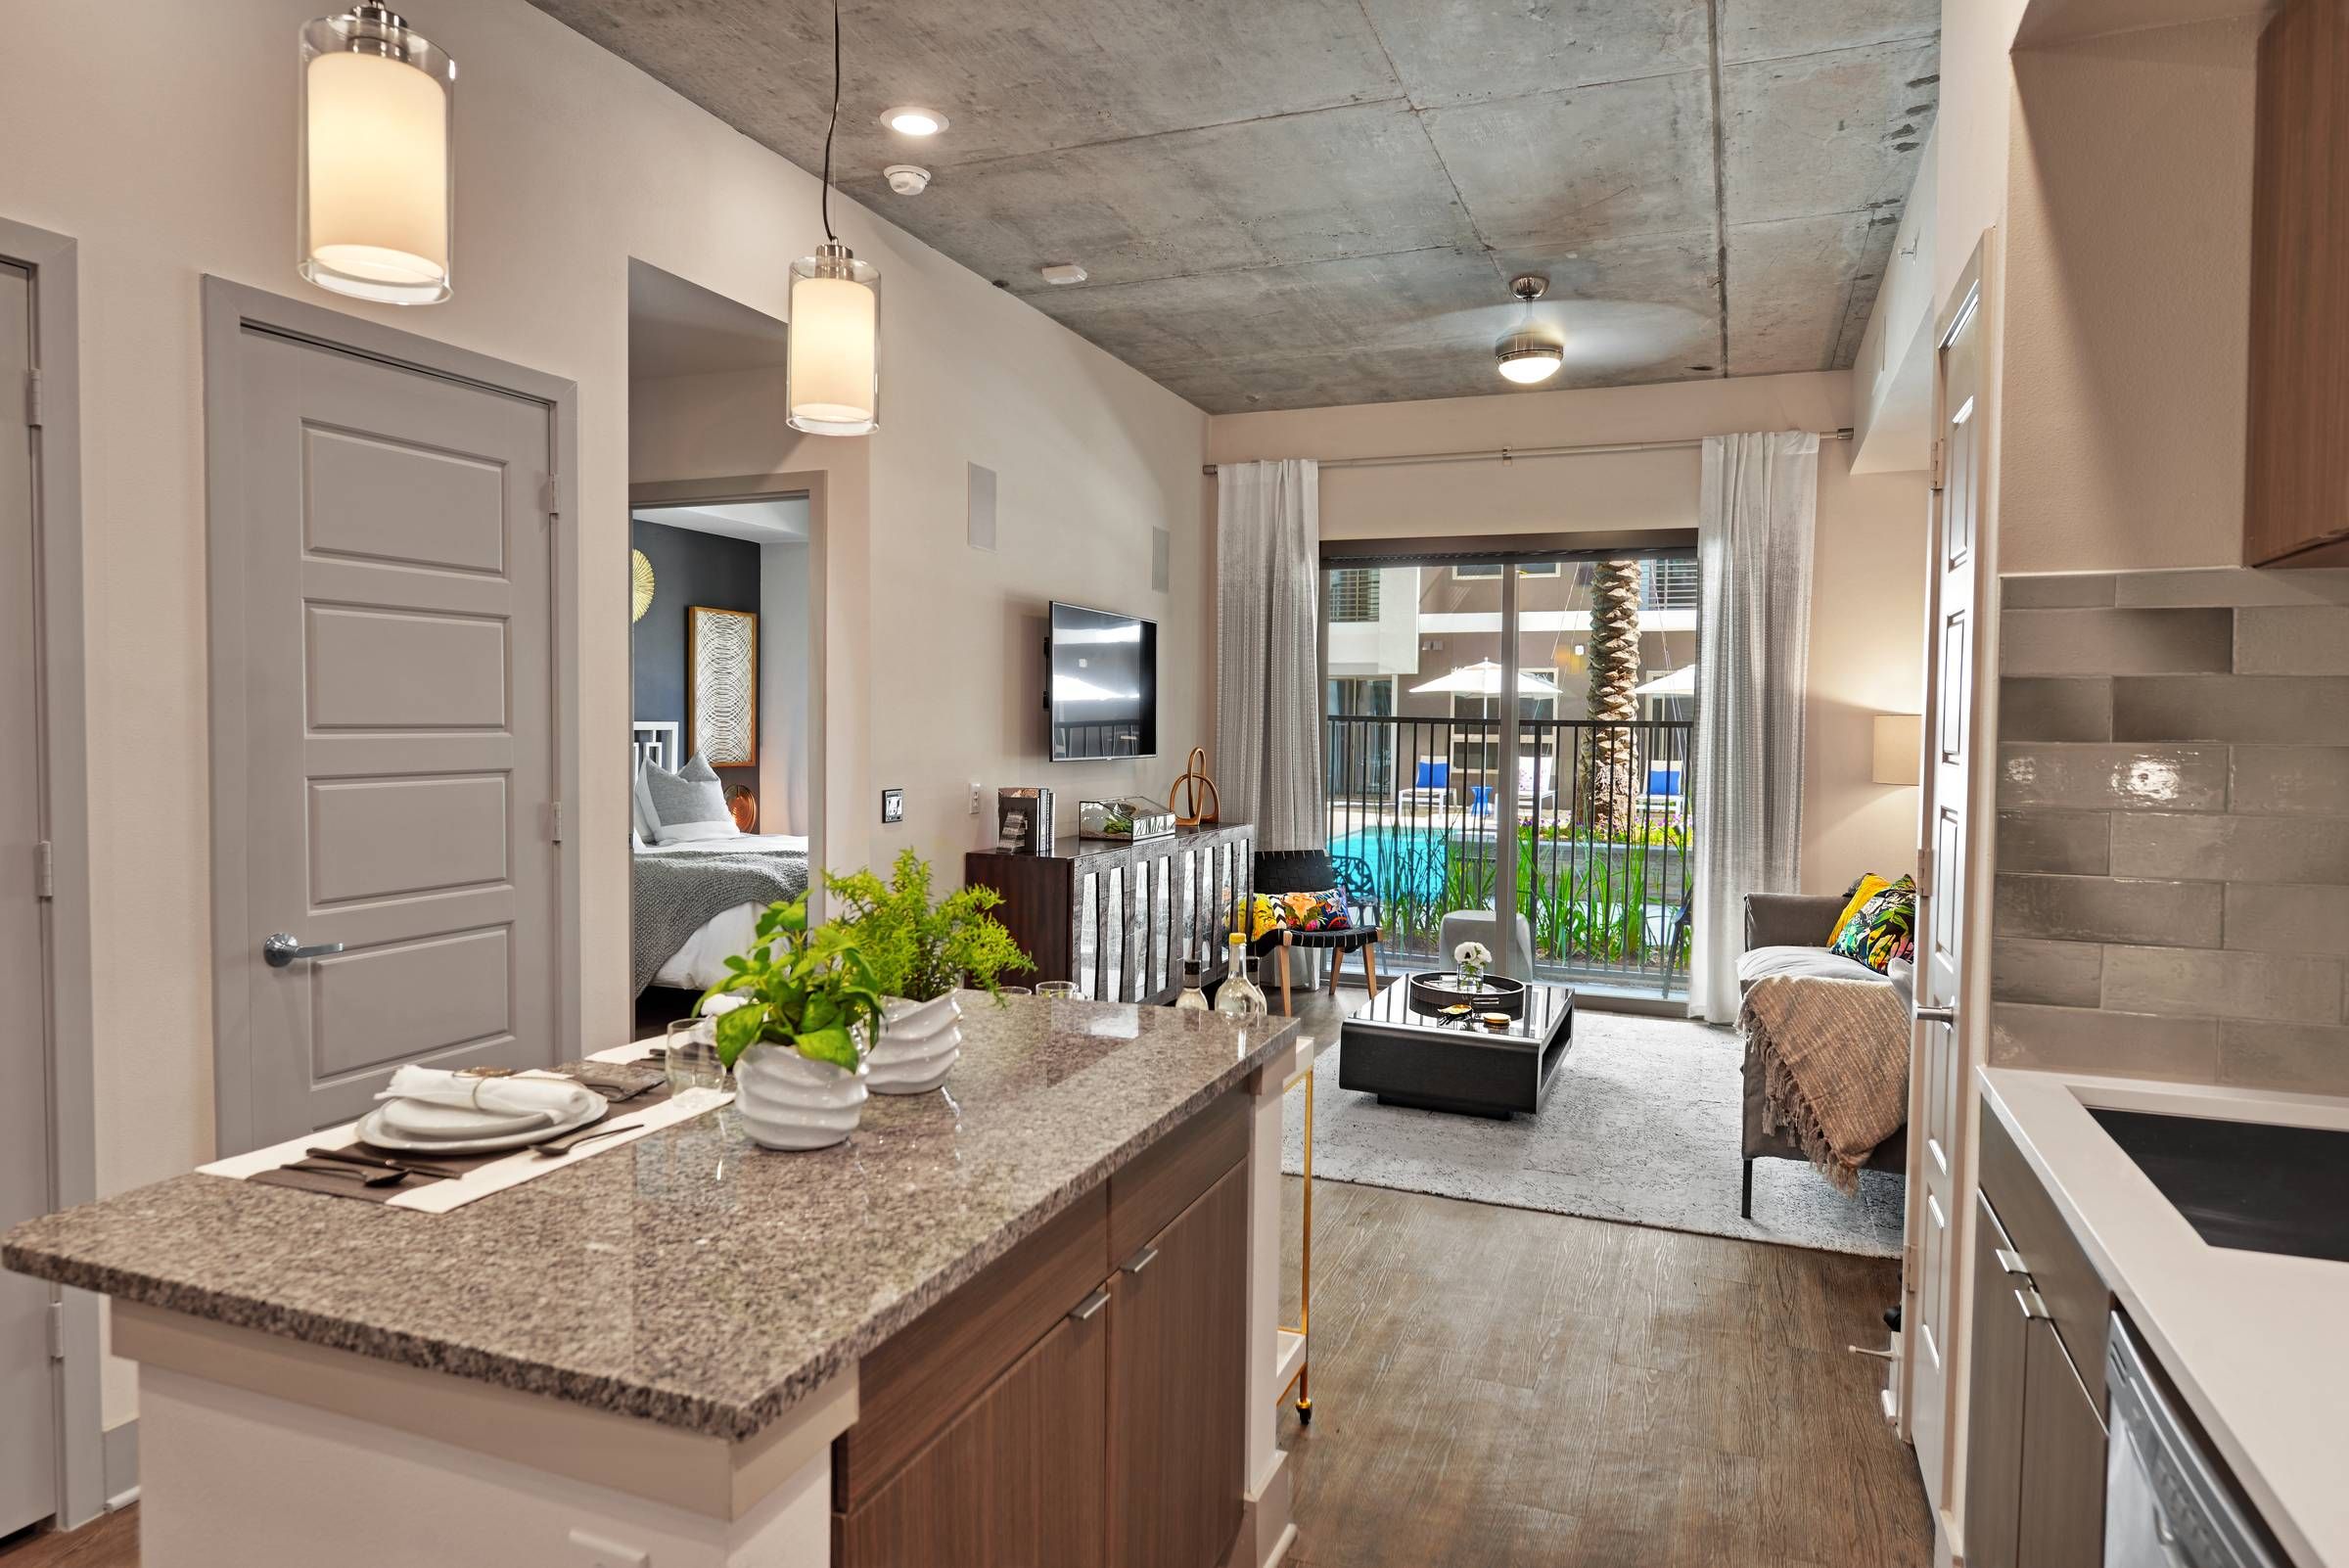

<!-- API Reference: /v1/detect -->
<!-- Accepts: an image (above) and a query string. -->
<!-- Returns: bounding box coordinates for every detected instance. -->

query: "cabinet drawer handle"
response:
[1069,1288,1110,1322]
[1995,1248,2030,1277]
[2014,1286,2050,1321]
[1121,1244,1160,1275]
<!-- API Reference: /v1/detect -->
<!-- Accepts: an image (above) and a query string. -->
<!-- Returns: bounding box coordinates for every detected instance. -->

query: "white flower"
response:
[1452,941,1492,966]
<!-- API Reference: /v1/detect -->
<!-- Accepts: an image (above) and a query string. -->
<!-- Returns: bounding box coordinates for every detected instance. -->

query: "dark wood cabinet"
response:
[1108,1159,1250,1568]
[2245,0,2349,567]
[966,823,1255,1004]
[837,1305,1108,1568]
[1966,1101,2110,1568]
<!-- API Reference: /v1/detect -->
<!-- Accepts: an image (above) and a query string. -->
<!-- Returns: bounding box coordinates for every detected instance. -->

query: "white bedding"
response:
[637,832,812,992]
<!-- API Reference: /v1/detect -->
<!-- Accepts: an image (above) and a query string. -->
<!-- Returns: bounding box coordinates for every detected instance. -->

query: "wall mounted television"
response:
[1046,600,1158,761]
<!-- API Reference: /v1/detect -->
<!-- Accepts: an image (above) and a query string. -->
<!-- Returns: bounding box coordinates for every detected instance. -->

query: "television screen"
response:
[1048,601,1158,761]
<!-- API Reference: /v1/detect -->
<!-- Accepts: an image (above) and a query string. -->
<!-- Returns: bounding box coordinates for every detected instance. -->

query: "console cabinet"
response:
[1963,1104,2110,1568]
[834,1090,1250,1568]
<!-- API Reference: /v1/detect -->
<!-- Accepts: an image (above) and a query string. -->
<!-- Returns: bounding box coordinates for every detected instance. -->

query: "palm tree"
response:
[1585,559,1641,837]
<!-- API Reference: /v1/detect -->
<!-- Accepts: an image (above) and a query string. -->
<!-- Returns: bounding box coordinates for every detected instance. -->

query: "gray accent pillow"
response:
[641,753,731,832]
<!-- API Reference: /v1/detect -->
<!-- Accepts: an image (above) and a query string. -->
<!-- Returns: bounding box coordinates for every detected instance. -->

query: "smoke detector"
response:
[1038,262,1089,287]
[884,164,931,196]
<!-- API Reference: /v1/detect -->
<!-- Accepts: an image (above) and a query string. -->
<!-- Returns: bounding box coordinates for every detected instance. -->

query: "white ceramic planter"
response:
[866,993,962,1094]
[733,1042,868,1150]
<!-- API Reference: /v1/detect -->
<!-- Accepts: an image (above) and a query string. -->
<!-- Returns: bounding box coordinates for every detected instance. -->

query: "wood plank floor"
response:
[0,989,1929,1568]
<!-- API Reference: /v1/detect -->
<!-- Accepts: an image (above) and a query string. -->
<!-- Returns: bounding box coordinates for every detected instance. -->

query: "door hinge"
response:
[33,839,53,899]
[1915,845,1936,899]
[545,801,564,843]
[1929,437,1946,491]
[540,473,560,521]
[23,368,42,429]
[46,1300,64,1361]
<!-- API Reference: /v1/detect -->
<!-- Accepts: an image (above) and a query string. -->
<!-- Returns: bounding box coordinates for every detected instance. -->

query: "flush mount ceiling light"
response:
[788,0,881,437]
[1495,275,1564,385]
[881,106,946,136]
[299,3,455,304]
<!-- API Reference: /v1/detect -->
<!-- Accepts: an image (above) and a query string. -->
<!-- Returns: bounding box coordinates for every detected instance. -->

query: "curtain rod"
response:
[1200,428,1853,478]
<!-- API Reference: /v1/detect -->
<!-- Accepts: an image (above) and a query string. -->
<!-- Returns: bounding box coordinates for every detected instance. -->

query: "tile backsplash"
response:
[1992,567,2349,1093]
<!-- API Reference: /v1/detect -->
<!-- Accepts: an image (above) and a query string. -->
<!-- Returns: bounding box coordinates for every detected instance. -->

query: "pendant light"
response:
[1495,275,1564,386]
[299,4,455,305]
[787,0,881,436]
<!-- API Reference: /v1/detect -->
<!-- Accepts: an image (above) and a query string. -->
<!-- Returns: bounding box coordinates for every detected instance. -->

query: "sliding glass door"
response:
[1320,548,1698,999]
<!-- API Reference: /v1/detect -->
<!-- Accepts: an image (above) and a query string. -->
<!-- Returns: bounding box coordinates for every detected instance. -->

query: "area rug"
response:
[1279,1008,1906,1258]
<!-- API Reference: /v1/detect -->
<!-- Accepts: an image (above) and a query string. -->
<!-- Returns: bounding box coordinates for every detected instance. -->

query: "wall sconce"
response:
[1872,714,1923,786]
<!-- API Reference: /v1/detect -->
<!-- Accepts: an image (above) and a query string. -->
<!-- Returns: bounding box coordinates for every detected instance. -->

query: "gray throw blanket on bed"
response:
[631,848,808,996]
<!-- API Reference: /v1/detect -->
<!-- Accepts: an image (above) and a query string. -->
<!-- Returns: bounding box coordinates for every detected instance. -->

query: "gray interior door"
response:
[225,324,560,1148]
[0,261,59,1535]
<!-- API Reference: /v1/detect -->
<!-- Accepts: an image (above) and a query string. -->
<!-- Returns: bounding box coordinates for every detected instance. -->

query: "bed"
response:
[630,721,809,996]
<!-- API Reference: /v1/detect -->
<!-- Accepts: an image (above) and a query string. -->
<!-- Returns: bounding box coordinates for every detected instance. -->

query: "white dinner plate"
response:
[376,1096,561,1141]
[354,1094,605,1155]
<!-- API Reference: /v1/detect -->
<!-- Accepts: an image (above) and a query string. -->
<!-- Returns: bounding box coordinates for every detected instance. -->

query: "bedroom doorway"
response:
[202,280,579,1157]
[626,263,822,1034]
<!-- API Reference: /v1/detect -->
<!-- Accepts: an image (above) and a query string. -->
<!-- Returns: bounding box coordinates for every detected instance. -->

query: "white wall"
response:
[0,0,1207,1426]
[1850,127,1938,477]
[1208,372,1931,897]
[759,540,812,838]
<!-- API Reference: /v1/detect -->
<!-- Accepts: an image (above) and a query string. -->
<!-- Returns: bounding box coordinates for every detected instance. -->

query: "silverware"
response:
[290,1160,405,1188]
[530,1117,650,1158]
[304,1146,468,1180]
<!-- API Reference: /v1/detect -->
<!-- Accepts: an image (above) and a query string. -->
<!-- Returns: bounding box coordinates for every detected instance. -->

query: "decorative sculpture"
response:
[1168,745,1221,828]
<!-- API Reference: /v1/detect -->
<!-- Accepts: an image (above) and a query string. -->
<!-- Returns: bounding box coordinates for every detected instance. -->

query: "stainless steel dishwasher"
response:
[2104,1313,2281,1568]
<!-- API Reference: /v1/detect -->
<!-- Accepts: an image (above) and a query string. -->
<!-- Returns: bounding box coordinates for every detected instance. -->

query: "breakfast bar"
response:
[3,998,1310,1568]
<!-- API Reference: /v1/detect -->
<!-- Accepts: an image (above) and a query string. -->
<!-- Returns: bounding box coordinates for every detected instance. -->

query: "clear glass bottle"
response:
[1174,959,1210,1011]
[1214,934,1268,1018]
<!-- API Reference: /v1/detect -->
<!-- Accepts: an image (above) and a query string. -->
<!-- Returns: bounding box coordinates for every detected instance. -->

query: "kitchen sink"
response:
[2090,1108,2349,1265]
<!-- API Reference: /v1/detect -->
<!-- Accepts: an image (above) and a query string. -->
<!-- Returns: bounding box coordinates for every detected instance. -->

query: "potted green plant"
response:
[825,851,1034,1093]
[698,894,887,1149]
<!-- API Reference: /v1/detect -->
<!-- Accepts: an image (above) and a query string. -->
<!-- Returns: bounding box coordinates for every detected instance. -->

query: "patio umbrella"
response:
[1408,659,1562,697]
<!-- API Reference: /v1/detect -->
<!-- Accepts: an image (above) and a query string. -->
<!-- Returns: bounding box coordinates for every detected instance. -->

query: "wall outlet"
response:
[969,780,982,816]
[566,1529,649,1567]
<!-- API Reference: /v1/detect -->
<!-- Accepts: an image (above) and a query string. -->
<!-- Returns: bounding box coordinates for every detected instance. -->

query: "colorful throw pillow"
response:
[1829,875,1917,973]
[1247,891,1352,941]
[1826,873,1891,947]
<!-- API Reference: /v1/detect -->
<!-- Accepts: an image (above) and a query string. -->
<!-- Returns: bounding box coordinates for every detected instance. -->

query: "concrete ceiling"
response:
[552,1,1940,414]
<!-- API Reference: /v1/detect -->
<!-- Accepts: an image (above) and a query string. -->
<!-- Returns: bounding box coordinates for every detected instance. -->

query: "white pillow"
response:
[631,758,660,840]
[654,818,741,845]
[630,827,648,853]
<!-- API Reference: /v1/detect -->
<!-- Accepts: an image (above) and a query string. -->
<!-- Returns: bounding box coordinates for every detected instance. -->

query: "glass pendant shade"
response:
[786,242,880,436]
[299,7,454,305]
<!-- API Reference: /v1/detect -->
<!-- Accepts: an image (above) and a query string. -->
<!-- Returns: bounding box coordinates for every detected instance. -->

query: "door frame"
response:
[0,216,102,1529]
[626,471,829,921]
[201,278,581,1158]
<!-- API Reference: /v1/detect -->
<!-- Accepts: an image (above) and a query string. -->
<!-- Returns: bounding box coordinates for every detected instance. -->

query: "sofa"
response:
[1738,893,1911,1219]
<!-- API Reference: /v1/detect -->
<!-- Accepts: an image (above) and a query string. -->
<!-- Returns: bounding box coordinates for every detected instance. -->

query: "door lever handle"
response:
[263,933,345,968]
[1913,1003,1956,1027]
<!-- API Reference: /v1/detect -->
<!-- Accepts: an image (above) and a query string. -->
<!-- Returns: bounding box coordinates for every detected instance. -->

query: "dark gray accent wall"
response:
[631,518,760,800]
[1990,567,2349,1095]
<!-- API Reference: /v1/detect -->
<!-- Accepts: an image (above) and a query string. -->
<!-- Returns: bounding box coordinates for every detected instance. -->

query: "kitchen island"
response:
[4,997,1312,1568]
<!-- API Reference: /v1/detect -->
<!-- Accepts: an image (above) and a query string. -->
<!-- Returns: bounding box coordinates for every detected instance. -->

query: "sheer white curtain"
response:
[1216,459,1323,849]
[1689,432,1819,1023]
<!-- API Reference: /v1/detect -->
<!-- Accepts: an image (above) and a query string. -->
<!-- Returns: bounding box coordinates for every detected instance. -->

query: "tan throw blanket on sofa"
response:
[1740,975,1910,1195]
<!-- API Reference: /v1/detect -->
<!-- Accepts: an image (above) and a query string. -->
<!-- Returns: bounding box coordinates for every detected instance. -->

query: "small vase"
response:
[867,993,963,1094]
[734,1042,868,1150]
[1457,966,1485,992]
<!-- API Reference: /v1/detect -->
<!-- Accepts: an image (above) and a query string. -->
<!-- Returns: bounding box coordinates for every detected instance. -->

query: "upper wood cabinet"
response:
[2245,0,2349,567]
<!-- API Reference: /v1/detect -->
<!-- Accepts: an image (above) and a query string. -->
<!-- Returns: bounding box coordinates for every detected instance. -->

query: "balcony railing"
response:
[1323,715,1695,997]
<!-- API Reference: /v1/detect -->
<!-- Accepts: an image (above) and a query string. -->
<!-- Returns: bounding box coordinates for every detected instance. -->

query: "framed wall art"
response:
[687,605,758,766]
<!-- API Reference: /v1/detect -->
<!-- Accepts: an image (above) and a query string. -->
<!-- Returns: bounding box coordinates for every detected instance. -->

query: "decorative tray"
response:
[1406,971,1526,1019]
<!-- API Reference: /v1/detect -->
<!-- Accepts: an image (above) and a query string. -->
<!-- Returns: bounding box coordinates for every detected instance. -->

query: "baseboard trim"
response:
[101,1418,136,1509]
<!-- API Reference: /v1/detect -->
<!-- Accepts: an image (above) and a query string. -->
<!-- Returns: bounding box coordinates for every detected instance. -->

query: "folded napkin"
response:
[376,1066,598,1125]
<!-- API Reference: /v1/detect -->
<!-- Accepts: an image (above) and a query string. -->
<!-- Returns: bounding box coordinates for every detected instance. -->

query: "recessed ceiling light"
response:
[1494,274,1563,385]
[882,106,946,136]
[1038,262,1088,286]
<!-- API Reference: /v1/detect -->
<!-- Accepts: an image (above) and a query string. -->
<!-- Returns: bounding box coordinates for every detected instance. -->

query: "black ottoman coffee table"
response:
[1336,978,1574,1118]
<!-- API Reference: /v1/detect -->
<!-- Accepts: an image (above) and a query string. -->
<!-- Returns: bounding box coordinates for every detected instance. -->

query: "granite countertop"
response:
[1980,1068,2349,1568]
[3,997,1298,1443]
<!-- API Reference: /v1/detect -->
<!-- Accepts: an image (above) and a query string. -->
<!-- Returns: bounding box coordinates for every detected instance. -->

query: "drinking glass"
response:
[1035,981,1081,999]
[995,985,1033,996]
[664,1016,729,1092]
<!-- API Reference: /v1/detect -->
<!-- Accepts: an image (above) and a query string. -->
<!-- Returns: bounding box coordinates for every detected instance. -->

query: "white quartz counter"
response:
[1979,1067,2349,1568]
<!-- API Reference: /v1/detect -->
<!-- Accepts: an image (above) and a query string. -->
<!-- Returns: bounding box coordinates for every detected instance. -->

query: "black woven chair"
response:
[1249,850,1384,1016]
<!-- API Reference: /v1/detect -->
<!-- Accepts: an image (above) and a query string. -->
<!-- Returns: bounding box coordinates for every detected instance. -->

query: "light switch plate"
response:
[968,780,982,815]
[881,787,905,824]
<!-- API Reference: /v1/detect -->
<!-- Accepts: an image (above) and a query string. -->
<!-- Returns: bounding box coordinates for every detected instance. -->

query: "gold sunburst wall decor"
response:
[630,549,656,623]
